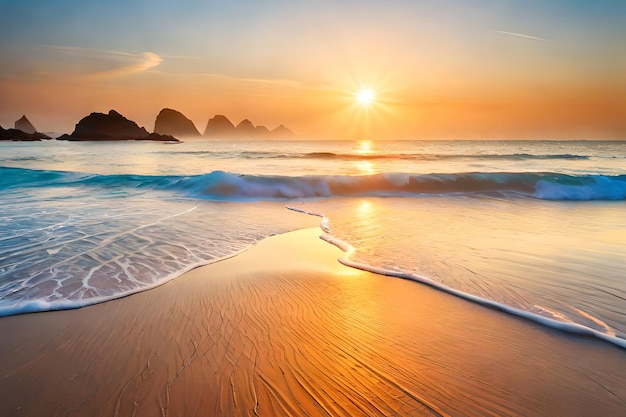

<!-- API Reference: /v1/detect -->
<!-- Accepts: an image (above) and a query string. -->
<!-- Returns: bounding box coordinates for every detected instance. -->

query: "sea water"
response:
[0,139,625,347]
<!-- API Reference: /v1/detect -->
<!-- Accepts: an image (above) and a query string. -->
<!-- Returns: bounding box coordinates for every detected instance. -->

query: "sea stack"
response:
[235,119,257,138]
[255,125,270,137]
[154,108,200,137]
[204,115,236,138]
[270,124,297,139]
[15,115,37,134]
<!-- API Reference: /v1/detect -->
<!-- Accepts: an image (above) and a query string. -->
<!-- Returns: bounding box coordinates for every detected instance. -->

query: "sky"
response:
[1,0,625,139]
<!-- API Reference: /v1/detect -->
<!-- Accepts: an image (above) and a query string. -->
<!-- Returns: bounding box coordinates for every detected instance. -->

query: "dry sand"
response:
[0,228,625,416]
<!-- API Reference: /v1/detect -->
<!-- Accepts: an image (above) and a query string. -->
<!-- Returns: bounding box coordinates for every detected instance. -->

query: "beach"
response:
[3,1,626,415]
[1,228,625,417]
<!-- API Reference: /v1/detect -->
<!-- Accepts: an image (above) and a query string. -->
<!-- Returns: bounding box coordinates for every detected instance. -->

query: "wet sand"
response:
[0,228,625,416]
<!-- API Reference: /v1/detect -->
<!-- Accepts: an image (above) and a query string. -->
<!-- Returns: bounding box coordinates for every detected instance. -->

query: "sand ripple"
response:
[1,229,625,416]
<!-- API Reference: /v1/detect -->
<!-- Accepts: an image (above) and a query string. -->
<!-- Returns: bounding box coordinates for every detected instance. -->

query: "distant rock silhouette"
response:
[203,114,296,139]
[144,132,180,141]
[59,110,179,142]
[270,124,297,139]
[72,110,148,139]
[15,115,36,134]
[154,108,200,137]
[235,119,257,137]
[255,125,270,136]
[0,124,51,141]
[203,115,236,138]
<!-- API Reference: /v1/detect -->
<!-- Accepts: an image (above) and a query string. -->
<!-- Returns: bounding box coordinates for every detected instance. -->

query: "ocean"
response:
[1,139,625,348]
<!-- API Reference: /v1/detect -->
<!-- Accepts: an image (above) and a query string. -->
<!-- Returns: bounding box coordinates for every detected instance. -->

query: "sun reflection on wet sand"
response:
[358,200,372,216]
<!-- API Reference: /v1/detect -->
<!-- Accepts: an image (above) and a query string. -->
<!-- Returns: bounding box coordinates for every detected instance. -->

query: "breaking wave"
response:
[2,167,626,201]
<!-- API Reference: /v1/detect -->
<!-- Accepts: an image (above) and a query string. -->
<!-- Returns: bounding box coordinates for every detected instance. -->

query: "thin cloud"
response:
[32,46,163,79]
[197,71,307,89]
[95,51,163,78]
[494,30,548,42]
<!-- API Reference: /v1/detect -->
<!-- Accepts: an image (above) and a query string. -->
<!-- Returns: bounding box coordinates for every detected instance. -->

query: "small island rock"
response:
[270,124,297,139]
[0,124,51,141]
[235,119,257,137]
[154,108,200,137]
[15,115,37,134]
[204,115,236,138]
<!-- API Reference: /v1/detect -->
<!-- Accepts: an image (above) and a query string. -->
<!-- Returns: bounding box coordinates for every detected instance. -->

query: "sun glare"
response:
[356,89,375,107]
[356,140,373,155]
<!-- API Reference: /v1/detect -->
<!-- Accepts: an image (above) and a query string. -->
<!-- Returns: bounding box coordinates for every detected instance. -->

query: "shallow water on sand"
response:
[292,196,626,341]
[1,139,625,346]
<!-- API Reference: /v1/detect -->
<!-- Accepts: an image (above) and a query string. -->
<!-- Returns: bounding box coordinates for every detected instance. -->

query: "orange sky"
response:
[1,1,624,139]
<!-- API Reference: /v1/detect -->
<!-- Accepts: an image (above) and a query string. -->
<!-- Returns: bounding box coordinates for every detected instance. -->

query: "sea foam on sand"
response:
[0,228,625,416]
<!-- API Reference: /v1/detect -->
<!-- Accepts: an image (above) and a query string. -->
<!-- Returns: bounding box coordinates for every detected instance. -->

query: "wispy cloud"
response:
[8,46,164,79]
[493,30,548,42]
[196,71,308,89]
[96,51,163,78]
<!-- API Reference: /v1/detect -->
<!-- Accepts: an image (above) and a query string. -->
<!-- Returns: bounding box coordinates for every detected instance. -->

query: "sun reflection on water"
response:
[355,160,375,174]
[353,140,376,174]
[355,140,374,155]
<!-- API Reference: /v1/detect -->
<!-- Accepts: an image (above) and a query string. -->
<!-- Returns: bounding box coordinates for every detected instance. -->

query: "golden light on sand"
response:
[358,200,373,215]
[356,89,375,107]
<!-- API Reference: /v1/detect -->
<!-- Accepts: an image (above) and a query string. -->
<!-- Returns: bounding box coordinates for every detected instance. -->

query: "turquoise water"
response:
[1,139,625,347]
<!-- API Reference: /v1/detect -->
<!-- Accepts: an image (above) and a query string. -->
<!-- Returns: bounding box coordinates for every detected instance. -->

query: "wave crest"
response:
[2,167,625,201]
[180,171,626,201]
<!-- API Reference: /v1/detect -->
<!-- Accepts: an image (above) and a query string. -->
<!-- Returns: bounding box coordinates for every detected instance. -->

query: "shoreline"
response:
[319,234,626,350]
[1,228,625,416]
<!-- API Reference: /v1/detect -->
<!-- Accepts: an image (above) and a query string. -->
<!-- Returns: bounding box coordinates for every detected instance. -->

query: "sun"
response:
[356,89,375,107]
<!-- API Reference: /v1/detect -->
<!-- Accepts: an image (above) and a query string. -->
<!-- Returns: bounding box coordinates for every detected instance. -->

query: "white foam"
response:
[0,200,311,317]
[287,206,626,350]
[323,233,626,349]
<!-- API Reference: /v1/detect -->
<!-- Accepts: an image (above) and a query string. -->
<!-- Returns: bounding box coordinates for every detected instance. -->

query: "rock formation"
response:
[270,124,297,139]
[72,110,148,139]
[203,115,236,138]
[255,125,270,136]
[15,115,36,134]
[203,115,296,139]
[58,110,179,142]
[154,108,200,137]
[235,119,257,137]
[0,124,51,141]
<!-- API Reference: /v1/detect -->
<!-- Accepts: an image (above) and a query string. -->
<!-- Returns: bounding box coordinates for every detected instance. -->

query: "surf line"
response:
[285,205,626,350]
